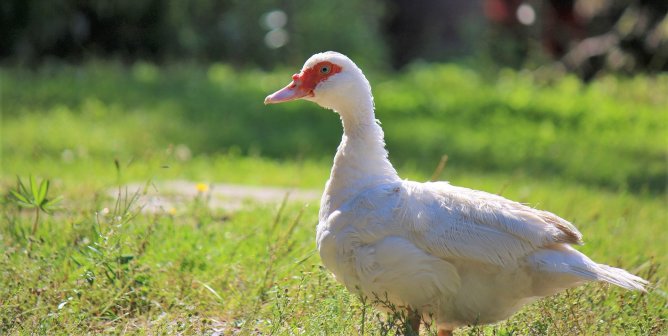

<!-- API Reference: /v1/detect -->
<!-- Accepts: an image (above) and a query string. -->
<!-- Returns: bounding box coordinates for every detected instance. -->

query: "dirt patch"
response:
[115,180,321,213]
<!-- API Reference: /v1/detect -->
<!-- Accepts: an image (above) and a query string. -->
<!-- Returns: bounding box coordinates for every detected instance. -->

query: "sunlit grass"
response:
[1,169,665,334]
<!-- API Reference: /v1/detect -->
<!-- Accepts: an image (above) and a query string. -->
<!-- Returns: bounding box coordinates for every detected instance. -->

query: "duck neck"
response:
[320,101,399,219]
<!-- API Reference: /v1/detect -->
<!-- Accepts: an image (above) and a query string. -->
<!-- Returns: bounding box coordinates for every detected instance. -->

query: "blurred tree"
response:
[381,0,483,69]
[381,0,666,77]
[480,0,667,78]
[0,0,387,68]
[562,0,668,79]
[1,0,665,77]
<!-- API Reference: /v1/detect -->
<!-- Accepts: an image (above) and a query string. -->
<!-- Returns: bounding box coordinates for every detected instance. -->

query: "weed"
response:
[7,176,62,235]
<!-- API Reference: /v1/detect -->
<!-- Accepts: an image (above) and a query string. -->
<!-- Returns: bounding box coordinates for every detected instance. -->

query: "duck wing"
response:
[401,181,583,268]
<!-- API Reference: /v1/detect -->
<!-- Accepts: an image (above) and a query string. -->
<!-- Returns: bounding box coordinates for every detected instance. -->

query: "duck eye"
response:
[320,65,330,74]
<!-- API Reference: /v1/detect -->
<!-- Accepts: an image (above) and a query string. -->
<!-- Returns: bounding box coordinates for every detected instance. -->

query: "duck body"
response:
[318,178,598,329]
[265,51,647,334]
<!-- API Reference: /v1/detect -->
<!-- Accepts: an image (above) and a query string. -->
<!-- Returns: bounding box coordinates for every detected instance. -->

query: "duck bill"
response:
[264,82,312,105]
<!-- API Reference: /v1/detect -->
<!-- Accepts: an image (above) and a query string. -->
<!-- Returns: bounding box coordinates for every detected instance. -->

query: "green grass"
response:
[0,62,666,334]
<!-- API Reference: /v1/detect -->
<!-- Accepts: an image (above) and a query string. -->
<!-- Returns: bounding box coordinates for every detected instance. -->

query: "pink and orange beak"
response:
[264,73,314,105]
[265,61,342,105]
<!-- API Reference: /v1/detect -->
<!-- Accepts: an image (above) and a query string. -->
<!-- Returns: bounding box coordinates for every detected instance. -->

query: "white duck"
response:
[264,52,647,335]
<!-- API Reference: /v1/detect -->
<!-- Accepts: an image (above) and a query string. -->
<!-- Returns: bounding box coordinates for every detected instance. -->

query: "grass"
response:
[0,61,666,334]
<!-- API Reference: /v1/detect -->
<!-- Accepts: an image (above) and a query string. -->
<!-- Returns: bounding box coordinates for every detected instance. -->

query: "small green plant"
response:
[70,184,154,320]
[8,175,62,234]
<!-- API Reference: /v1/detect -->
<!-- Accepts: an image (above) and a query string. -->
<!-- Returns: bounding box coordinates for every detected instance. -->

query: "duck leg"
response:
[437,329,453,336]
[407,309,420,335]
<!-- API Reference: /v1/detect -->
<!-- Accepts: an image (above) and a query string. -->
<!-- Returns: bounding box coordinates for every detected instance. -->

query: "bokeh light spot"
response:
[265,29,289,49]
[262,10,287,30]
[517,4,536,26]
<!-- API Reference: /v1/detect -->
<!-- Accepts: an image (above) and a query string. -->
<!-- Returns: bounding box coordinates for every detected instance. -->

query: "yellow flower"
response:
[168,207,177,216]
[195,183,209,193]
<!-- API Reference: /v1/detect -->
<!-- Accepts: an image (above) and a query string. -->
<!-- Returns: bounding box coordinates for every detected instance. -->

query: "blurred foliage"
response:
[477,0,668,80]
[0,0,387,68]
[2,62,666,193]
[1,0,666,78]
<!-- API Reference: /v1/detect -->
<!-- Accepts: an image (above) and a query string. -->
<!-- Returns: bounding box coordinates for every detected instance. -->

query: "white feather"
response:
[279,51,648,331]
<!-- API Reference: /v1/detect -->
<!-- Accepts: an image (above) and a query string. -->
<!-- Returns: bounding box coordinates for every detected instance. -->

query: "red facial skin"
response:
[293,61,343,97]
[264,61,343,104]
